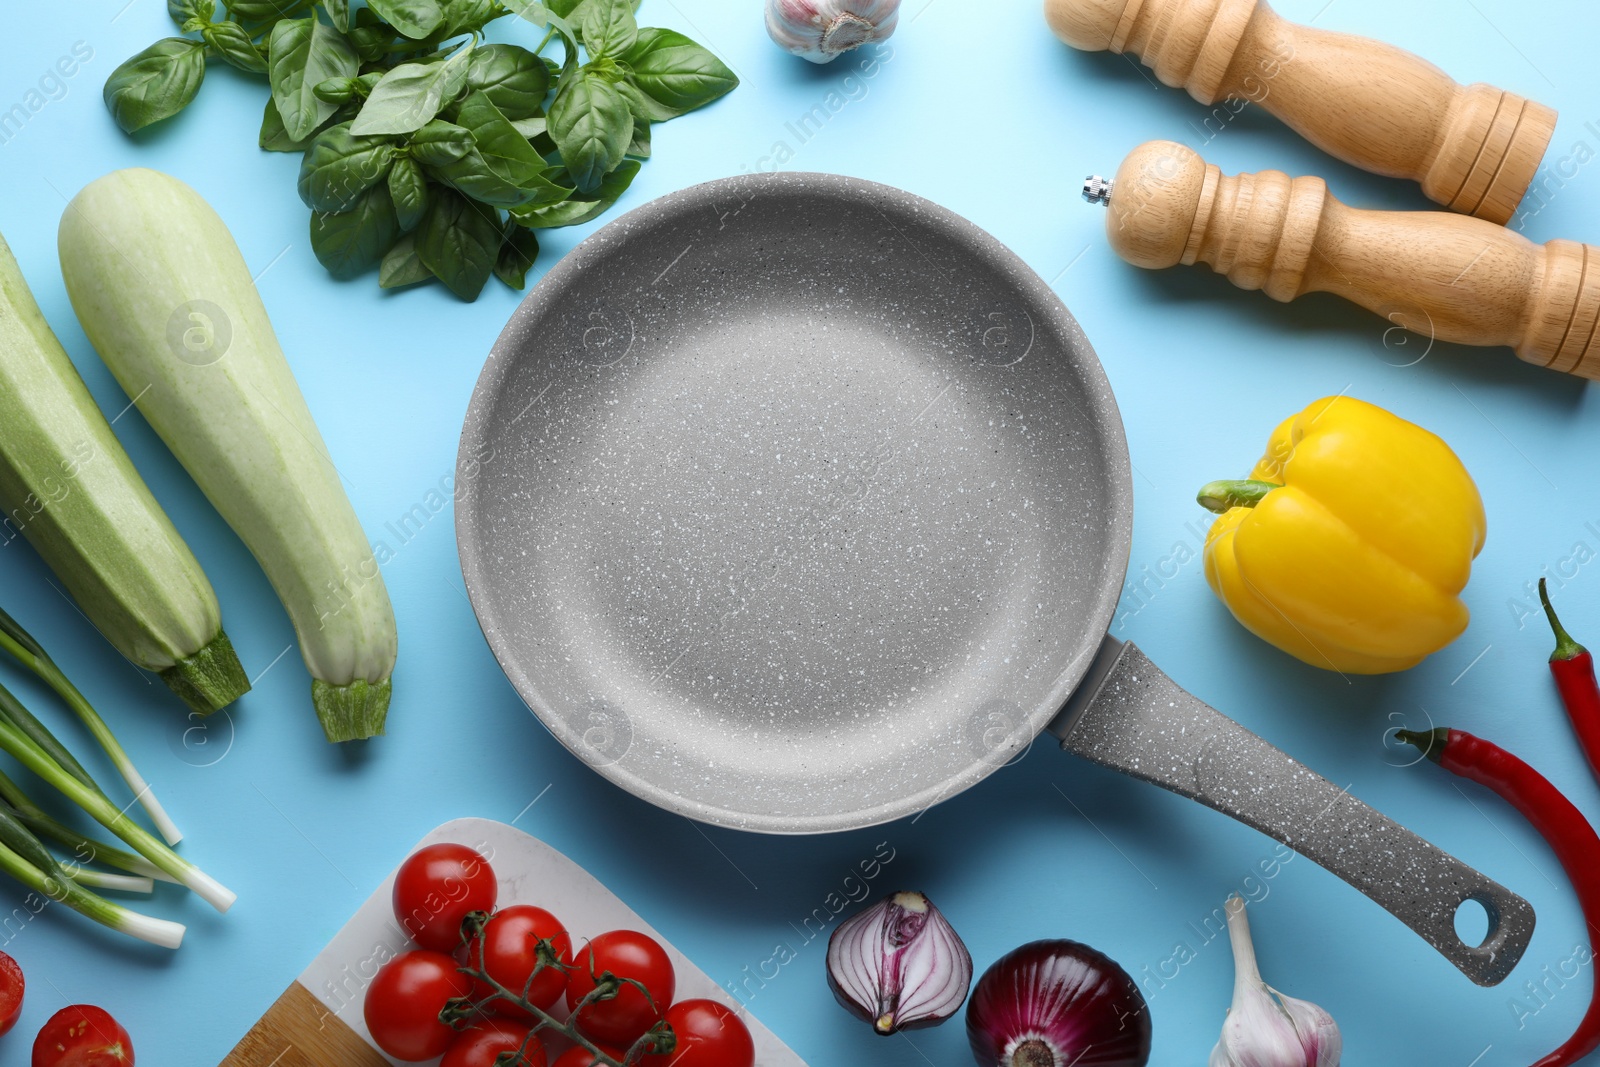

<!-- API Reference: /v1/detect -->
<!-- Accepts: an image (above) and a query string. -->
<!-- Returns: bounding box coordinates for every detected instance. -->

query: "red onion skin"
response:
[966,940,1152,1067]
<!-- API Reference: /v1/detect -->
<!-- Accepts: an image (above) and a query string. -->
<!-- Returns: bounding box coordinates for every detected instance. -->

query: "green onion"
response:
[0,716,233,912]
[0,606,181,844]
[0,769,172,883]
[64,866,153,894]
[0,801,152,894]
[0,835,182,948]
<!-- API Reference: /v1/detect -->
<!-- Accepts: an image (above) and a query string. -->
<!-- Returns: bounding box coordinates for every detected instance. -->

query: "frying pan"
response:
[455,172,1533,986]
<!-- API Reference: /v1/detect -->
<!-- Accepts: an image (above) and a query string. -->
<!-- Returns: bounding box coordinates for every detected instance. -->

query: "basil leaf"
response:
[351,40,474,136]
[407,120,474,166]
[426,149,546,207]
[499,0,565,31]
[510,158,636,228]
[310,182,399,279]
[465,44,550,120]
[380,233,435,288]
[349,24,392,62]
[511,115,547,140]
[104,38,207,134]
[557,0,642,21]
[456,91,548,185]
[225,0,309,21]
[204,21,268,73]
[367,0,445,39]
[547,69,630,194]
[416,188,500,300]
[581,0,637,57]
[621,28,737,120]
[388,157,429,230]
[269,17,358,140]
[626,116,649,159]
[314,76,359,104]
[499,0,580,60]
[324,0,351,30]
[298,123,397,212]
[168,0,213,25]
[493,223,540,289]
[260,95,316,150]
[437,0,503,37]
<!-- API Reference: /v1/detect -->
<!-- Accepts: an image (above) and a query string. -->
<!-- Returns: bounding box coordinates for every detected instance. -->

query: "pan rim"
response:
[456,170,1134,834]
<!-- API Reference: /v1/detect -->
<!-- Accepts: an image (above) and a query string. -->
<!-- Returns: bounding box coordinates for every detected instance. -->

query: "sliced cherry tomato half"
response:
[0,950,23,1037]
[392,843,498,952]
[464,904,573,1017]
[659,1000,755,1067]
[31,1005,132,1067]
[365,949,474,1061]
[565,930,675,1048]
[441,1017,547,1067]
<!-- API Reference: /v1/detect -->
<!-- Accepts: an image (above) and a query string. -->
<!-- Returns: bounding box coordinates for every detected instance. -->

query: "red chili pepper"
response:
[1397,727,1600,1067]
[1540,578,1600,781]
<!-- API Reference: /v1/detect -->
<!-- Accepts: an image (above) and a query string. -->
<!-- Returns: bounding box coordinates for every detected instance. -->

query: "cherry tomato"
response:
[0,950,22,1036]
[464,905,572,1017]
[365,950,473,1061]
[31,1005,132,1067]
[393,843,498,952]
[441,1017,547,1067]
[659,1000,754,1067]
[550,1046,625,1067]
[565,930,675,1047]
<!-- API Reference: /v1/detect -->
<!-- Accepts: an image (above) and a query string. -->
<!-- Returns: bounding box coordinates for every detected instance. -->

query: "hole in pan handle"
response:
[1048,638,1535,987]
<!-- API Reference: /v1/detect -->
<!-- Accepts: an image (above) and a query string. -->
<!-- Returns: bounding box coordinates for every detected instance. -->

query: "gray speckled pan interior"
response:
[456,172,1133,833]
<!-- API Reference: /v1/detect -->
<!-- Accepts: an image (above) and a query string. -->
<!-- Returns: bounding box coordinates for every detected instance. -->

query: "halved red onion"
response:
[826,890,972,1035]
[966,939,1152,1067]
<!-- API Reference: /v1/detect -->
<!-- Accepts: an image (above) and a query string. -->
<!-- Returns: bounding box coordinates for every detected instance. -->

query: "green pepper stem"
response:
[1197,479,1281,514]
[1538,578,1588,661]
[1395,728,1450,764]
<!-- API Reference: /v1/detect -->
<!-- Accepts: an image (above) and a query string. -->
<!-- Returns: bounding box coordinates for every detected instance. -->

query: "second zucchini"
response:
[0,230,248,717]
[58,169,397,742]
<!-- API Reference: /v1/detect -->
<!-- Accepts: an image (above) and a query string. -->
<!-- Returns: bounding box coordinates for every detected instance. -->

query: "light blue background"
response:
[1,0,1598,1063]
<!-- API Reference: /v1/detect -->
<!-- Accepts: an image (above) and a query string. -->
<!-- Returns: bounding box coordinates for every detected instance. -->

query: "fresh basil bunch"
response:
[105,0,737,300]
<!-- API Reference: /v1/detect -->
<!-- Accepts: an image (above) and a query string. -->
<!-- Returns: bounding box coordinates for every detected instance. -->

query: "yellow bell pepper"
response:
[1198,396,1485,675]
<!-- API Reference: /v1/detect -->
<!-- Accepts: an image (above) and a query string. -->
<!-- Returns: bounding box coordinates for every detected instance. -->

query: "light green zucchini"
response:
[58,169,397,742]
[0,230,248,714]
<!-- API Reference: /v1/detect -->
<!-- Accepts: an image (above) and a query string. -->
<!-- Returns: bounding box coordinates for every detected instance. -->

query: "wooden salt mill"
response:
[1084,141,1600,380]
[1045,0,1557,224]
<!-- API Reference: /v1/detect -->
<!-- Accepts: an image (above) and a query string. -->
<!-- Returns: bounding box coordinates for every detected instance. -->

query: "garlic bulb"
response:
[1211,896,1341,1067]
[765,0,900,64]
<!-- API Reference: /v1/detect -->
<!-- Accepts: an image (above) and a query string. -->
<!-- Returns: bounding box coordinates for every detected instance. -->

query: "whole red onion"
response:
[966,940,1152,1067]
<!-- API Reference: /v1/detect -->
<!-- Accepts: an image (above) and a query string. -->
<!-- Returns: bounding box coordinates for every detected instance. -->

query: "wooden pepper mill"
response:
[1045,0,1558,224]
[1085,141,1600,380]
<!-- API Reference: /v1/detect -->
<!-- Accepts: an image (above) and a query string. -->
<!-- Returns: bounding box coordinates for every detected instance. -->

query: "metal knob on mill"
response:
[1046,0,1558,224]
[1086,142,1600,381]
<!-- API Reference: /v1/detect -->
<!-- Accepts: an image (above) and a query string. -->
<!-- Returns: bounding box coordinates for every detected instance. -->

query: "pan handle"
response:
[1050,638,1534,987]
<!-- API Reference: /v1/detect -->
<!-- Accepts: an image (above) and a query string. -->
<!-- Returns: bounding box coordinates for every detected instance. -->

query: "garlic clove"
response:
[1210,896,1343,1067]
[765,0,901,64]
[1277,991,1342,1066]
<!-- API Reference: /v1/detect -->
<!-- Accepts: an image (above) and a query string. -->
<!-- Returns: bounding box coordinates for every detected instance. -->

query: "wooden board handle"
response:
[1046,0,1556,223]
[1097,140,1600,380]
[220,982,390,1067]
